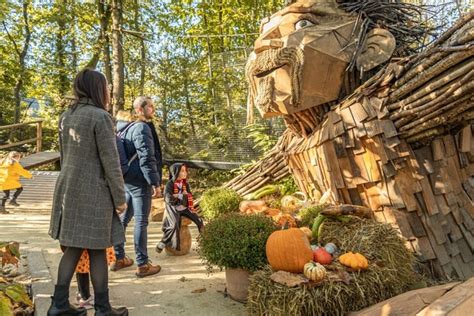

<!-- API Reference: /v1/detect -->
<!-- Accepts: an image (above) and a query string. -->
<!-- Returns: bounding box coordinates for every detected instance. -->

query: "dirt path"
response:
[0,212,245,316]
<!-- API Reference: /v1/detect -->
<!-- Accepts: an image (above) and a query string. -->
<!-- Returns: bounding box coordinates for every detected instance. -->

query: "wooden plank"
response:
[460,125,472,153]
[395,141,411,158]
[431,138,445,161]
[364,120,383,137]
[424,213,447,245]
[340,107,356,129]
[343,129,355,148]
[457,239,474,263]
[323,142,346,189]
[352,137,366,155]
[382,161,397,178]
[385,136,401,149]
[348,188,364,206]
[459,225,474,252]
[380,120,398,138]
[339,157,357,188]
[361,96,377,119]
[350,102,368,122]
[20,152,61,170]
[394,169,421,211]
[334,120,345,137]
[391,208,415,238]
[371,136,388,164]
[386,177,406,208]
[360,142,382,182]
[443,134,457,157]
[407,212,427,237]
[417,277,474,315]
[435,194,451,215]
[413,236,437,260]
[333,136,347,158]
[419,177,440,215]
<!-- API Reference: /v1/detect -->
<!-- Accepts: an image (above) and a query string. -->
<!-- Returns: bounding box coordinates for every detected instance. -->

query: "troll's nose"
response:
[254,26,284,54]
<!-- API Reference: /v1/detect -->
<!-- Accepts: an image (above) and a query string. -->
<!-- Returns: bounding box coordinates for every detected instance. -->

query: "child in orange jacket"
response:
[0,151,32,213]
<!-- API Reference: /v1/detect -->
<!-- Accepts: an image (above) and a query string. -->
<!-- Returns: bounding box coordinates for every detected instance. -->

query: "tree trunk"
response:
[56,0,68,97]
[218,5,234,123]
[111,0,125,114]
[133,0,146,95]
[9,1,31,124]
[71,0,78,72]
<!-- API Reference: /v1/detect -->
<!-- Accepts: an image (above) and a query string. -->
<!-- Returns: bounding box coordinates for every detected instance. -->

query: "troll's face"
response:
[246,0,395,118]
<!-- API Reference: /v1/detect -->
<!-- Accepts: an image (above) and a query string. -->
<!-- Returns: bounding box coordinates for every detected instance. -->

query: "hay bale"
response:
[247,217,420,315]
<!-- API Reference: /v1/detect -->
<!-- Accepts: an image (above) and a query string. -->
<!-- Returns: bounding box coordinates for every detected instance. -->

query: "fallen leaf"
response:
[270,271,307,287]
[191,288,206,294]
[327,269,352,284]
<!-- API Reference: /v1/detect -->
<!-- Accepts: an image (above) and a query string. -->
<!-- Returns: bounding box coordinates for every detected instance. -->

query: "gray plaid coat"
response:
[49,99,126,249]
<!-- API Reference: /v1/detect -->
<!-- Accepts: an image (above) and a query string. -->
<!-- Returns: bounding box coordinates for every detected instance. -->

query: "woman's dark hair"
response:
[72,68,109,109]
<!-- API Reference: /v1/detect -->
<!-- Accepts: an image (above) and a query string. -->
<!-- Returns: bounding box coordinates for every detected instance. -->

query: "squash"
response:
[239,200,267,214]
[266,228,313,273]
[324,243,337,255]
[339,252,369,271]
[313,247,332,265]
[299,227,312,241]
[303,261,326,282]
[280,192,306,214]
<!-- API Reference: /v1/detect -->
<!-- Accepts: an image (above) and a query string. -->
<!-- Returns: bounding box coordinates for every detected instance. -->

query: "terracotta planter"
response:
[225,268,251,303]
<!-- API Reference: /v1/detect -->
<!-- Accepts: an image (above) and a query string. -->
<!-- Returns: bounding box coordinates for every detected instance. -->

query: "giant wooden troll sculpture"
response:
[226,0,474,279]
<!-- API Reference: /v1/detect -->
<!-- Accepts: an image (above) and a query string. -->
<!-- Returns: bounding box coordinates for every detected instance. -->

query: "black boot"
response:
[47,285,87,315]
[0,205,8,214]
[94,289,128,316]
[1,198,7,213]
[9,198,19,206]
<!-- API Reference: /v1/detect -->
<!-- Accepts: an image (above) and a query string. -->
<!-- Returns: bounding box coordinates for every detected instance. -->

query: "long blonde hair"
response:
[0,151,21,165]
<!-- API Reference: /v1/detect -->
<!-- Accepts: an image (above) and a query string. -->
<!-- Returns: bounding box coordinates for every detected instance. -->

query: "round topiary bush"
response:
[199,187,242,220]
[197,213,277,272]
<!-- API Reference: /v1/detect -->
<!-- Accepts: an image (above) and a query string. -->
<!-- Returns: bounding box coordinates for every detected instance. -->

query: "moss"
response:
[199,187,242,220]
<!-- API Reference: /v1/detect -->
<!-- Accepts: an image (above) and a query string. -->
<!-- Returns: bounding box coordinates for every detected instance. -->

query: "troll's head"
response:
[246,0,429,123]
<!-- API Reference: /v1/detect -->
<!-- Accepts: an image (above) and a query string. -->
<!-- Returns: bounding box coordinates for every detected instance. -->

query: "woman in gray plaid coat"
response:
[48,69,128,316]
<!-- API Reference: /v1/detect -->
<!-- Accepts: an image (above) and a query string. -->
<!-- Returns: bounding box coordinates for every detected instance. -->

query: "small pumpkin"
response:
[303,261,326,282]
[324,243,337,255]
[313,247,332,265]
[299,227,312,241]
[339,252,369,270]
[266,228,313,273]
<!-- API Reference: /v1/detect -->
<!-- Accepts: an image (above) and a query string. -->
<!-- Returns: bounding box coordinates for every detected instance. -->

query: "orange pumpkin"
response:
[266,228,313,273]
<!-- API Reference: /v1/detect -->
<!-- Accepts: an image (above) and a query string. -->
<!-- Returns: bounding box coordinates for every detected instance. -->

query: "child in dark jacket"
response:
[156,163,204,252]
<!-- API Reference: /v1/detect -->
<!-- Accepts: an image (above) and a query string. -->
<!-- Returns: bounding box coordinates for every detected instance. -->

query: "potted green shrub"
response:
[199,187,241,220]
[197,213,276,302]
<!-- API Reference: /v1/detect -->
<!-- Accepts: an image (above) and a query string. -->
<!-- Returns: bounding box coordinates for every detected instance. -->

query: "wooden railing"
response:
[0,119,44,152]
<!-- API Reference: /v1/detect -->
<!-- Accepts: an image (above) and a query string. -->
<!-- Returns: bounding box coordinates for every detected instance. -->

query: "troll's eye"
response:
[295,19,315,30]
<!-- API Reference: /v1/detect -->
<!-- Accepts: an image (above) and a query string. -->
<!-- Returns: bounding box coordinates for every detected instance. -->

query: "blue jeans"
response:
[114,183,152,266]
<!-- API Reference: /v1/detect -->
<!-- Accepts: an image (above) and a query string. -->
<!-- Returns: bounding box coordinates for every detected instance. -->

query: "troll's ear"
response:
[356,28,396,72]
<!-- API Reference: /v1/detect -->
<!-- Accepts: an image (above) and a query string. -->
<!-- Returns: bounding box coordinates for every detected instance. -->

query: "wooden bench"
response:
[19,152,60,170]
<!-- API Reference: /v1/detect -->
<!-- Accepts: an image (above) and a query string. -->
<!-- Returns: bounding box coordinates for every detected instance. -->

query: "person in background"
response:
[111,96,162,278]
[0,151,32,214]
[156,163,204,253]
[48,68,128,316]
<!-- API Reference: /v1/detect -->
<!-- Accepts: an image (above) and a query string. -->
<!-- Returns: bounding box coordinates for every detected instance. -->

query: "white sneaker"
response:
[78,294,95,310]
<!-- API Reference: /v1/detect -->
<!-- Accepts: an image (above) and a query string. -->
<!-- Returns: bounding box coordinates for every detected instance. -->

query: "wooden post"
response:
[36,120,42,153]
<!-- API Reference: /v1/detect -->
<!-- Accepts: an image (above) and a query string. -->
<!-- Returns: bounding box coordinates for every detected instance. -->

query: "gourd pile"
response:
[247,214,421,315]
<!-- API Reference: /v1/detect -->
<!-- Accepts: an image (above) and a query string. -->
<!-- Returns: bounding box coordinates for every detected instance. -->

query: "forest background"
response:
[0,0,471,189]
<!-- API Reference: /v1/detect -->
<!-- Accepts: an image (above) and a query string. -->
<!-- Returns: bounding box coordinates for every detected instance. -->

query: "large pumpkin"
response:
[266,228,313,273]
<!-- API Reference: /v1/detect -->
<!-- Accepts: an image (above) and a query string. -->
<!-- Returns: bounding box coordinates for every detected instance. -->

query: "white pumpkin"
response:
[303,261,326,282]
